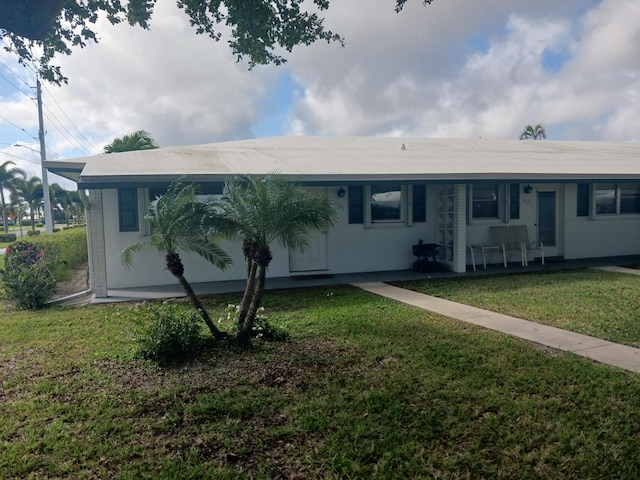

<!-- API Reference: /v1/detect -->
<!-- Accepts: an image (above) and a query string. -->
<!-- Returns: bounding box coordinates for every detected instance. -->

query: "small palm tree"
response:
[214,175,337,346]
[0,160,26,233]
[103,130,159,153]
[519,124,546,140]
[121,179,232,340]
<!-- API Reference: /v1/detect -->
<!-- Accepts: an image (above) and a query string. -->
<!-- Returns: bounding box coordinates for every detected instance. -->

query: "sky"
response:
[1,0,639,190]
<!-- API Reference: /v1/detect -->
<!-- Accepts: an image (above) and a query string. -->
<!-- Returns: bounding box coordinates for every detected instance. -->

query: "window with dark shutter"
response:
[577,183,590,217]
[509,183,520,220]
[412,185,426,223]
[118,188,139,232]
[348,186,364,224]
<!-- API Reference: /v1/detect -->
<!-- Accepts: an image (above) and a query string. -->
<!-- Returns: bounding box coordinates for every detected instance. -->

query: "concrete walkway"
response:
[354,282,640,374]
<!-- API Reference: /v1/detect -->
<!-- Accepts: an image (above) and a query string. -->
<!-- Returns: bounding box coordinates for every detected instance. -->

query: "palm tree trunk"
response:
[1,191,7,234]
[238,263,267,347]
[237,258,258,331]
[175,273,227,340]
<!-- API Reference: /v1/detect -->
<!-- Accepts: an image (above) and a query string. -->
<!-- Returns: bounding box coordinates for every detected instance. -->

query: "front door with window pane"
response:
[537,190,562,258]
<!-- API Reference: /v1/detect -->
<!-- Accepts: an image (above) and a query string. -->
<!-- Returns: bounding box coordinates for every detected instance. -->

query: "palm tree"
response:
[52,185,73,226]
[103,130,159,153]
[11,176,43,230]
[0,160,26,233]
[48,183,65,225]
[519,124,546,140]
[214,175,336,346]
[67,190,84,224]
[121,179,231,340]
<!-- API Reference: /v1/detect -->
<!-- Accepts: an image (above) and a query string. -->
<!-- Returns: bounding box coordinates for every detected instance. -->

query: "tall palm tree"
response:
[48,183,65,225]
[67,190,84,223]
[0,160,26,233]
[103,130,159,153]
[11,176,43,230]
[52,185,73,226]
[519,124,546,140]
[214,175,336,346]
[121,179,231,340]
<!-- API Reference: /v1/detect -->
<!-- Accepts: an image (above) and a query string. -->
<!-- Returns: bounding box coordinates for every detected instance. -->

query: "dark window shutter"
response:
[348,186,364,224]
[509,183,520,220]
[577,183,590,217]
[412,185,426,223]
[118,188,139,232]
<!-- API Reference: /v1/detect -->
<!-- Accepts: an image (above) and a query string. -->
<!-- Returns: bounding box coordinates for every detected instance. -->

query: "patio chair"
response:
[510,225,544,266]
[467,245,486,271]
[489,225,526,267]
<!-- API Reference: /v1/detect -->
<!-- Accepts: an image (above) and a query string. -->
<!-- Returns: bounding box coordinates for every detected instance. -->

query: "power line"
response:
[41,82,101,154]
[0,149,41,165]
[0,59,33,91]
[0,112,38,141]
[42,109,91,156]
[0,52,96,157]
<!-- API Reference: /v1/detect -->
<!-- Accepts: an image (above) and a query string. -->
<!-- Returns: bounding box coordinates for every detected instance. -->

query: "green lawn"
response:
[396,268,640,347]
[2,277,640,479]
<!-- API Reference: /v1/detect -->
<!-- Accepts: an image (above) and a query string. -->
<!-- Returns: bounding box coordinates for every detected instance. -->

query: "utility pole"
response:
[36,77,53,234]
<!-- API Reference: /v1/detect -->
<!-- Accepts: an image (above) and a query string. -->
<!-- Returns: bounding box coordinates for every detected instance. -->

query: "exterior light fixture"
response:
[337,187,346,198]
[524,185,533,194]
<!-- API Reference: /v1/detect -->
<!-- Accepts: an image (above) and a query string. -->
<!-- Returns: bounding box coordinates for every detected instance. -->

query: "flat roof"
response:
[46,136,640,186]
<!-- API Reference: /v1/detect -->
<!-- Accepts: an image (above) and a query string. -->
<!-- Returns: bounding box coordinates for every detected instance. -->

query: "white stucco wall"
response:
[98,182,640,291]
[101,186,440,290]
[563,184,640,259]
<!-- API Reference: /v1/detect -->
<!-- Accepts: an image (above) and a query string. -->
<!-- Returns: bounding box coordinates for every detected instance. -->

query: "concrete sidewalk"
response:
[354,282,640,374]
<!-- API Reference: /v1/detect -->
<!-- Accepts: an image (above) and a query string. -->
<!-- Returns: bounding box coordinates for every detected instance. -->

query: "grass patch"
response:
[2,283,640,478]
[395,268,640,347]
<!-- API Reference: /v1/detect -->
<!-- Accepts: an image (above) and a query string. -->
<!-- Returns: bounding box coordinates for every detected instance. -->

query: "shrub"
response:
[26,230,41,236]
[1,240,56,309]
[52,228,60,233]
[130,302,205,364]
[0,233,17,242]
[35,223,44,228]
[224,304,289,342]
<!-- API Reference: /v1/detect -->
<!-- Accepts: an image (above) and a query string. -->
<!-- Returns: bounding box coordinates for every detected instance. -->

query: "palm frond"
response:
[121,241,150,268]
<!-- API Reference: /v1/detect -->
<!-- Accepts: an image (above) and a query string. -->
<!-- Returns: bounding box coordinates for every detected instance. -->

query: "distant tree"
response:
[213,174,336,347]
[121,179,231,340]
[52,185,75,226]
[1,0,433,85]
[103,130,159,153]
[67,190,85,224]
[520,124,546,140]
[48,183,66,224]
[0,160,26,233]
[11,176,43,230]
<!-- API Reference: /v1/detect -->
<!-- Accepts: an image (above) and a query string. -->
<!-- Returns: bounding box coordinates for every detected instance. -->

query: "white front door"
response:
[289,229,329,272]
[289,187,329,273]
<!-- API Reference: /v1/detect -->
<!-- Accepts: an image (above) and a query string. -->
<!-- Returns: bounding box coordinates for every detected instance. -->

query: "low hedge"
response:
[0,233,17,242]
[26,230,41,236]
[36,227,88,272]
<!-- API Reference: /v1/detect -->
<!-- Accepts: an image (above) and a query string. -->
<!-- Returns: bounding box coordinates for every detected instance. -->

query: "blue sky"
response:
[1,0,639,189]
